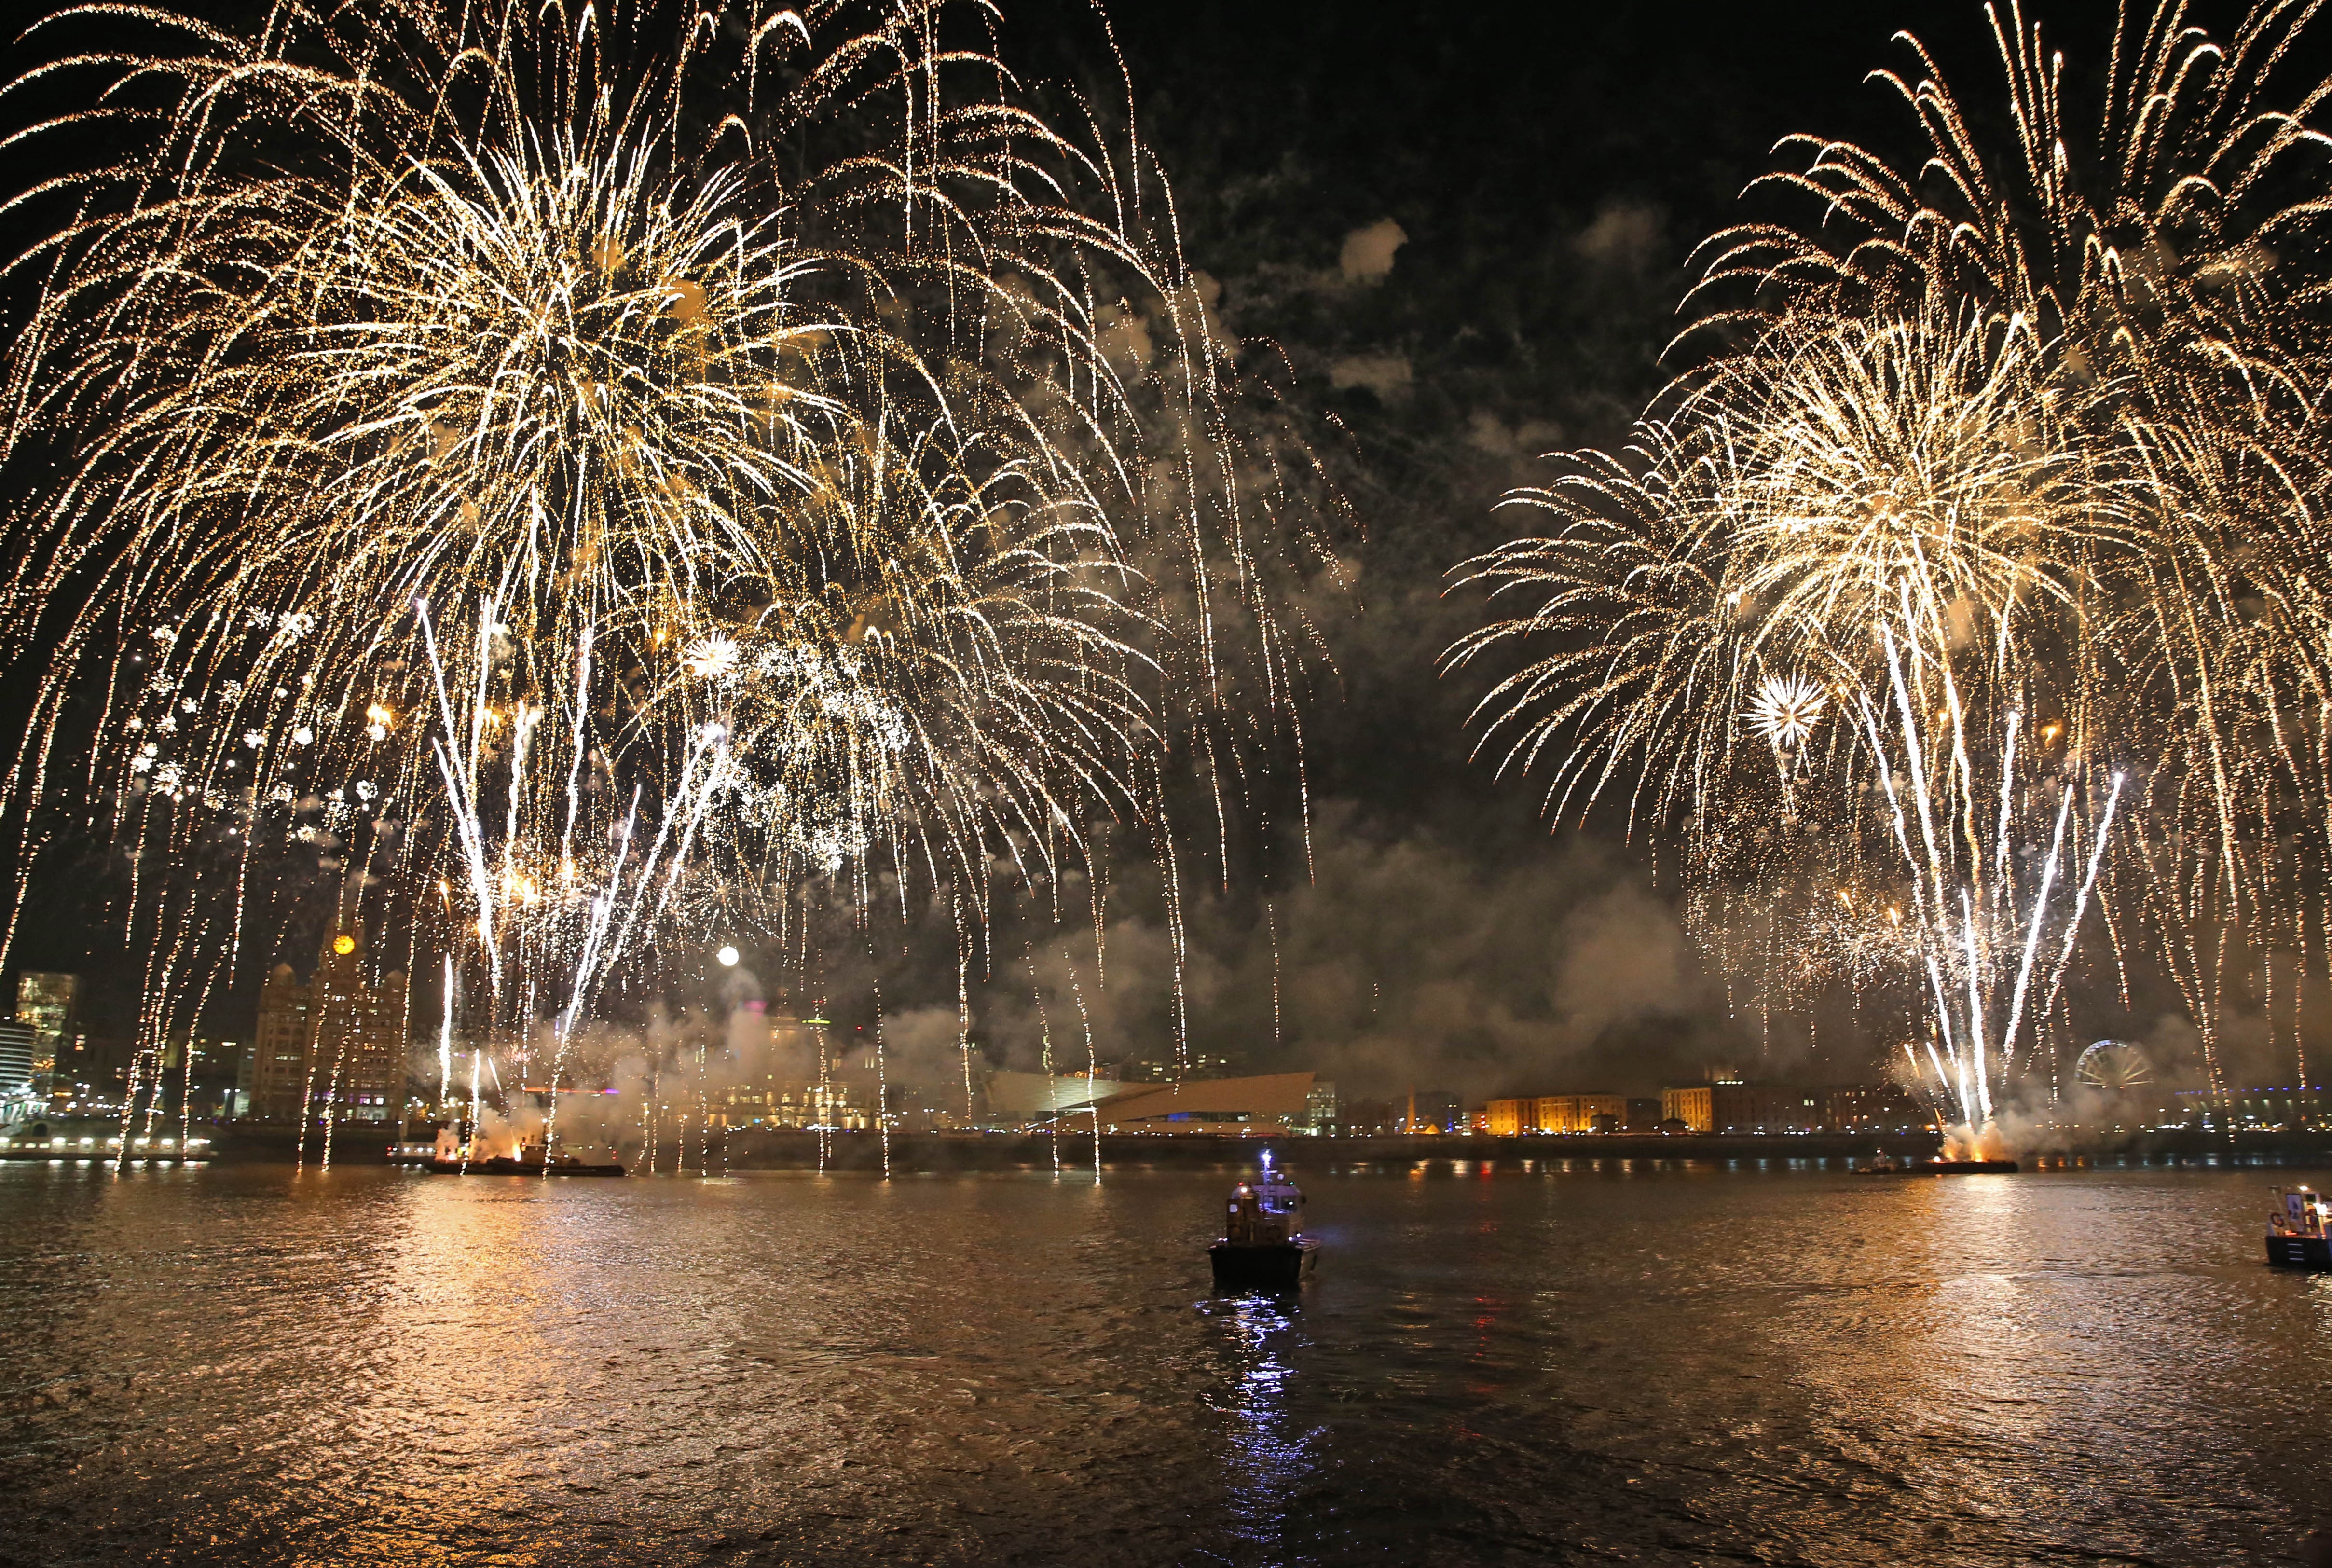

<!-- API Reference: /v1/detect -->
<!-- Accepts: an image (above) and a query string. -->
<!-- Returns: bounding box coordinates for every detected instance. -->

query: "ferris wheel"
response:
[2074,1039,2153,1091]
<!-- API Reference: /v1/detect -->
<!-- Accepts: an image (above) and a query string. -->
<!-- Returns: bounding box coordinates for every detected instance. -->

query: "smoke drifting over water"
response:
[955,804,1747,1099]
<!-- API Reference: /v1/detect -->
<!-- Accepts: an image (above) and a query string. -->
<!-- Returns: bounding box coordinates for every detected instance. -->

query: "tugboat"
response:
[2266,1186,2331,1268]
[1208,1153,1318,1291]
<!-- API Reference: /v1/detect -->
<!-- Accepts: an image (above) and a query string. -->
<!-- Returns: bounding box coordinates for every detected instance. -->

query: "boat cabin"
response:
[1225,1171,1304,1247]
[2271,1186,2328,1238]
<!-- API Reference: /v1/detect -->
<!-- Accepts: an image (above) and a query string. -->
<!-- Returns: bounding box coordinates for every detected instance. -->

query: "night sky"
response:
[0,0,2219,1094]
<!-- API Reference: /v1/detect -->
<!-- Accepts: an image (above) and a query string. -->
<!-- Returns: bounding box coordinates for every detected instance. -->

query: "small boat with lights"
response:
[423,1125,624,1177]
[2266,1186,2330,1268]
[1208,1155,1318,1291]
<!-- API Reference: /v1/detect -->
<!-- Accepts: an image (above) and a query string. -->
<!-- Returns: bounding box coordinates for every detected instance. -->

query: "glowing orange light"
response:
[332,934,357,955]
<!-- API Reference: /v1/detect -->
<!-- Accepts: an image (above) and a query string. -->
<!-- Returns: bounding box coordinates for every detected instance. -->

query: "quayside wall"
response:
[133,1122,2332,1169]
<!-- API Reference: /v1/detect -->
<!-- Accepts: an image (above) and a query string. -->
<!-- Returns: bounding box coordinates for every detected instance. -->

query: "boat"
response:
[1857,1155,2019,1175]
[423,1126,624,1176]
[2266,1186,2331,1268]
[1208,1154,1318,1290]
[425,1153,624,1176]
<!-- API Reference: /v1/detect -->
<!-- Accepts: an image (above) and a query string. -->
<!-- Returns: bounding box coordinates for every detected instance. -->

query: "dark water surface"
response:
[1,1158,2328,1566]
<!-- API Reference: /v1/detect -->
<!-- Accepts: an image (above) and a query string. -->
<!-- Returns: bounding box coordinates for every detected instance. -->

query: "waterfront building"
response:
[1660,1084,1714,1131]
[1119,1051,1246,1083]
[14,972,77,1104]
[2179,1086,2327,1131]
[1722,1086,1827,1133]
[1483,1093,1628,1134]
[0,1022,36,1118]
[1090,1072,1318,1136]
[984,1068,1124,1127]
[1337,1097,1401,1135]
[1824,1082,1926,1133]
[1405,1089,1464,1134]
[1297,1080,1340,1135]
[45,1032,134,1111]
[250,927,409,1122]
[1534,1094,1625,1133]
[1662,1082,1899,1133]
[251,966,316,1119]
[718,1077,867,1130]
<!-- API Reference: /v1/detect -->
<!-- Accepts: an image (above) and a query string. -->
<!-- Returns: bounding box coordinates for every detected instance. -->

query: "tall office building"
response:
[14,972,79,1103]
[250,927,409,1122]
[0,1021,37,1116]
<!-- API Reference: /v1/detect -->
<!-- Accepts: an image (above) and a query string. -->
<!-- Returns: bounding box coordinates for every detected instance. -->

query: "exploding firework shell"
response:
[0,0,1339,1069]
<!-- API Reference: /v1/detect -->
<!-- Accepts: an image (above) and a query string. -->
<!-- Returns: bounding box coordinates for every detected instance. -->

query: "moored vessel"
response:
[1856,1155,2018,1175]
[2266,1185,2331,1268]
[425,1154,624,1176]
[423,1124,624,1176]
[1208,1153,1317,1290]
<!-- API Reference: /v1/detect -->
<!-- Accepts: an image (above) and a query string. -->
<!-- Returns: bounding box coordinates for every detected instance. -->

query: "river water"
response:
[0,1156,2327,1566]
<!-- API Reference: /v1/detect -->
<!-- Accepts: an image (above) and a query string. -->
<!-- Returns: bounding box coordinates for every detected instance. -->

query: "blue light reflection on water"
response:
[0,1158,2328,1565]
[1198,1290,1319,1564]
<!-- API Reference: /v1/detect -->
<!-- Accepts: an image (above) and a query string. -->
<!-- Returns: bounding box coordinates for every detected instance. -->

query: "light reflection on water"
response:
[0,1160,2328,1565]
[1201,1291,1317,1563]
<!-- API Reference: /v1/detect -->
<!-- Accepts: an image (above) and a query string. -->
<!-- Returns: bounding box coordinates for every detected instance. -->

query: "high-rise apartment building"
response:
[14,971,79,1104]
[0,1022,37,1116]
[250,928,409,1122]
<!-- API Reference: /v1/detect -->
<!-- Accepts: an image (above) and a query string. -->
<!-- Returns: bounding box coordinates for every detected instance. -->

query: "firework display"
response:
[1447,0,2332,1141]
[0,0,1333,1133]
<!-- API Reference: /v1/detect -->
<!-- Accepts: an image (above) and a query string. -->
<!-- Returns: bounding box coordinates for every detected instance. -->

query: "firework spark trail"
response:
[438,954,455,1112]
[463,1048,481,1173]
[2033,771,2129,1060]
[1027,943,1060,1171]
[1067,958,1101,1181]
[1998,779,2076,1074]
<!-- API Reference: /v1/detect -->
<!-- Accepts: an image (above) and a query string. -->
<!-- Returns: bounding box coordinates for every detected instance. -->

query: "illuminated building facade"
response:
[14,971,78,1106]
[1823,1083,1925,1133]
[1662,1083,1903,1133]
[250,928,409,1121]
[1092,1072,1319,1136]
[1299,1081,1340,1135]
[1537,1094,1624,1132]
[1120,1052,1245,1083]
[718,1079,867,1130]
[708,1011,865,1129]
[1485,1094,1628,1134]
[0,1023,36,1118]
[1661,1085,1714,1131]
[2180,1087,2329,1131]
